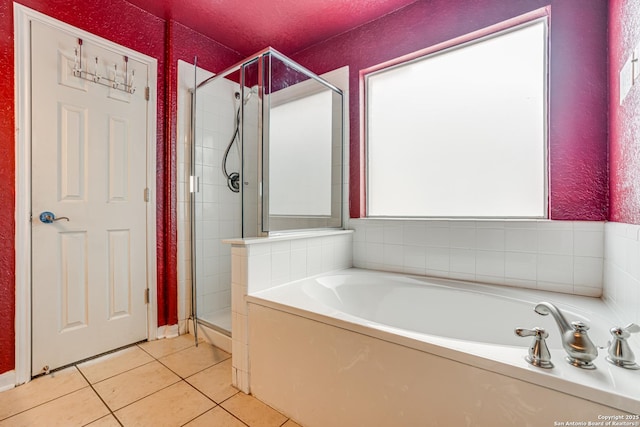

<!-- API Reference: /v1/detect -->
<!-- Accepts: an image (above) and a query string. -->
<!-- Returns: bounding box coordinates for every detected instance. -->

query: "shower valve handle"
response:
[515,326,553,369]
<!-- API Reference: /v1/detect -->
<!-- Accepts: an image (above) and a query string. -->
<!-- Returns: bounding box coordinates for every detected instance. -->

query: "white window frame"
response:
[363,14,549,219]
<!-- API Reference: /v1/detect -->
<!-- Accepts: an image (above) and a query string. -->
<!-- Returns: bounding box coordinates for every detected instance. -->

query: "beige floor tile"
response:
[114,381,215,427]
[184,406,247,427]
[221,393,287,427]
[186,358,238,403]
[159,342,230,378]
[0,367,88,420]
[85,414,122,427]
[0,387,108,427]
[138,334,197,359]
[78,346,154,384]
[93,361,181,410]
[282,420,303,427]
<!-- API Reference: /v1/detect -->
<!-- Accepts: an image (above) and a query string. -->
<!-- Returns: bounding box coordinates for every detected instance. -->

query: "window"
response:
[365,19,547,218]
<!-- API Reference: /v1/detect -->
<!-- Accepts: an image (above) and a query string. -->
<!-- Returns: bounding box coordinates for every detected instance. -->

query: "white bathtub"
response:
[246,268,640,426]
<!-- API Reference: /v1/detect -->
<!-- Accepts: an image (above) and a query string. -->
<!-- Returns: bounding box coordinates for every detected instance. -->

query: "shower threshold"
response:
[197,307,231,336]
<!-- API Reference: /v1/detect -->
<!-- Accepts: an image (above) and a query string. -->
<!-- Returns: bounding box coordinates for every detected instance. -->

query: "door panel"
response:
[60,231,88,331]
[31,20,149,375]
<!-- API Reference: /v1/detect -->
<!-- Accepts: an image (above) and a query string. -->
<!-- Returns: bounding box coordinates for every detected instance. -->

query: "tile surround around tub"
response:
[603,222,640,350]
[227,231,353,393]
[350,219,604,297]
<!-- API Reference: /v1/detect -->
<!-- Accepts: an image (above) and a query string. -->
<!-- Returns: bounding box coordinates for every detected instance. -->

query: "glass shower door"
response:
[191,68,243,335]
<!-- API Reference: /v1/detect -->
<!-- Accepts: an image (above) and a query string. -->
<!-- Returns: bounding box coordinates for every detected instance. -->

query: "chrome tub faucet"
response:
[534,302,598,369]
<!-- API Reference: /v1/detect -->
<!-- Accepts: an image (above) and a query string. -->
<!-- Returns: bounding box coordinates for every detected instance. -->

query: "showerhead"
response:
[235,85,259,104]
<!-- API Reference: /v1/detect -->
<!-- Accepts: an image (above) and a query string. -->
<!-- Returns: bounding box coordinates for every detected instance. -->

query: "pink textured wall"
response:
[610,0,640,224]
[292,0,609,220]
[0,0,241,376]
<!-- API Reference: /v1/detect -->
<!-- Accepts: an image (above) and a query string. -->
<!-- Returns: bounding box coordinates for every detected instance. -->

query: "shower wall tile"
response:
[177,72,242,331]
[348,219,605,297]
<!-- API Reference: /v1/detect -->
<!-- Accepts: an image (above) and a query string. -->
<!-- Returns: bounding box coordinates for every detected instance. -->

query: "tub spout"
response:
[534,302,598,369]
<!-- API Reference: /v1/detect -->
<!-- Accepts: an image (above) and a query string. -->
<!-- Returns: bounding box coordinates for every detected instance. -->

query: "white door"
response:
[30,20,149,375]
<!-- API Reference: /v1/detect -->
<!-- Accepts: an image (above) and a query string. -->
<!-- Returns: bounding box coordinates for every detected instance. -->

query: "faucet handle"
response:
[515,327,554,369]
[614,323,640,338]
[606,323,640,370]
[571,321,589,331]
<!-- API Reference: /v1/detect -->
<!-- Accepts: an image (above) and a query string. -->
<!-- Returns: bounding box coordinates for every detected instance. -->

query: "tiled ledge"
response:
[223,229,353,246]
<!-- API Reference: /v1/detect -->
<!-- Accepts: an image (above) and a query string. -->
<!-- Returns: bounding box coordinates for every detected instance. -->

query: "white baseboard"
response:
[156,324,179,339]
[178,319,189,335]
[0,370,16,392]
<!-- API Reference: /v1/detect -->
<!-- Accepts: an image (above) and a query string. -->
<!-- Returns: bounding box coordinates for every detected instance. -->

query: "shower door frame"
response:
[196,46,344,238]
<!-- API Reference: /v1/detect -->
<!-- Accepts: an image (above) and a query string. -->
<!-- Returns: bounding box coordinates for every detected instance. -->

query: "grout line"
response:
[3,336,292,427]
[0,363,100,422]
[0,383,90,422]
[89,359,158,386]
[216,403,251,427]
[76,367,124,427]
[136,334,199,359]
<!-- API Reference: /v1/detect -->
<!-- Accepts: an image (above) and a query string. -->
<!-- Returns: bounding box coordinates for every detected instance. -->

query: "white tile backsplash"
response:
[538,228,574,255]
[475,250,505,277]
[537,253,573,284]
[349,219,605,297]
[476,228,505,251]
[505,228,538,252]
[505,252,537,281]
[450,248,475,274]
[426,247,450,271]
[450,227,475,249]
[573,256,603,288]
[603,222,640,350]
[221,202,639,393]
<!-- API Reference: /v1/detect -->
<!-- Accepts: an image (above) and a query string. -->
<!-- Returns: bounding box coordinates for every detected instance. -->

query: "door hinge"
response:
[144,288,150,304]
[144,188,150,202]
[145,86,150,101]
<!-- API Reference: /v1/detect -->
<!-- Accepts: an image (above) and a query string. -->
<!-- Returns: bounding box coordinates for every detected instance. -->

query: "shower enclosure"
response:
[188,48,344,336]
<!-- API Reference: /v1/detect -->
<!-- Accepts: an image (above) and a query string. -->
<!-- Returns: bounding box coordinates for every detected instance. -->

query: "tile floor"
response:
[0,335,301,427]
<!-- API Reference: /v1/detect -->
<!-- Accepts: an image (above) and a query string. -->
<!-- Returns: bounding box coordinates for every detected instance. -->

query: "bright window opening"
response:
[366,19,547,218]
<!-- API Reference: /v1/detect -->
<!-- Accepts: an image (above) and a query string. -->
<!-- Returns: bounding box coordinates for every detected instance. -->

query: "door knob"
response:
[39,211,70,223]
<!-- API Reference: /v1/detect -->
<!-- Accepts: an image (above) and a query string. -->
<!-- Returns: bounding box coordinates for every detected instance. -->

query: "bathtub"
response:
[246,268,640,427]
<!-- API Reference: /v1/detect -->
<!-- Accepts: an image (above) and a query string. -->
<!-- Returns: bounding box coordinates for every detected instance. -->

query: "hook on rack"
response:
[72,38,136,94]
